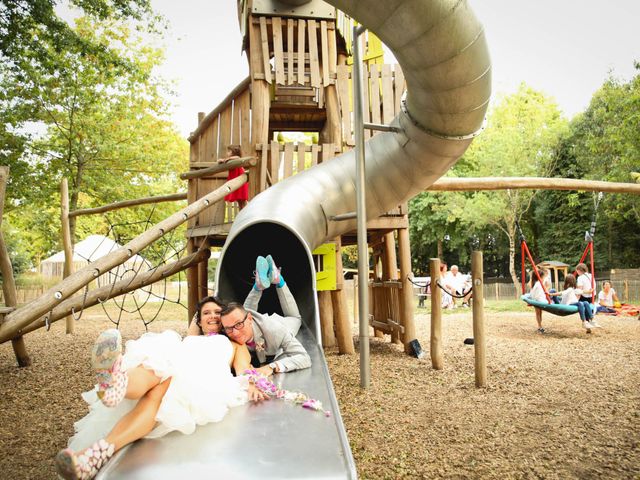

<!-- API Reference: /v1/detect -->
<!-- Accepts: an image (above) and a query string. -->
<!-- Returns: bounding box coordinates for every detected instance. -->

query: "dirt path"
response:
[1,311,638,479]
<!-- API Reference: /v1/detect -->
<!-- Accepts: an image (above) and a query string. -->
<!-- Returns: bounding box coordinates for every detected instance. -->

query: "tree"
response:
[1,14,187,271]
[534,65,640,270]
[454,84,568,291]
[409,191,472,274]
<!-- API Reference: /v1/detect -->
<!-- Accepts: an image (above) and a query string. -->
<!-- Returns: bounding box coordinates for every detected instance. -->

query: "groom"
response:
[220,255,311,377]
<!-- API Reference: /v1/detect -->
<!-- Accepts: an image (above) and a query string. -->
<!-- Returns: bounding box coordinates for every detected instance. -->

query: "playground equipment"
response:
[105,0,492,477]
[518,192,602,318]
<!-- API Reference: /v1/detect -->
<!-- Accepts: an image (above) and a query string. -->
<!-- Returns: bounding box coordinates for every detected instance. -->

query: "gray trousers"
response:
[244,284,302,336]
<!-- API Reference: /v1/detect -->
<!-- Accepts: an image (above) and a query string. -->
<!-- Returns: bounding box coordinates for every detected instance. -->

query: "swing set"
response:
[519,193,603,316]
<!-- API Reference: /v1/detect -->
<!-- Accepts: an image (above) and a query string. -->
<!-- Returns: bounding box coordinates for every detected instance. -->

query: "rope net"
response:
[64,204,217,330]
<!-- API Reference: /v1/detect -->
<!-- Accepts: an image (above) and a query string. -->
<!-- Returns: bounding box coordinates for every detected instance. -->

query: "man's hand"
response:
[256,365,275,377]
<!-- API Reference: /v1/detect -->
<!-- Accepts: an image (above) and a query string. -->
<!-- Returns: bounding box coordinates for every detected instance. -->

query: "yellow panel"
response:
[312,242,337,291]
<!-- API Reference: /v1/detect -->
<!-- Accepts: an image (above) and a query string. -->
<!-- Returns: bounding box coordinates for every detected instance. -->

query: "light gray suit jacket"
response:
[248,310,311,372]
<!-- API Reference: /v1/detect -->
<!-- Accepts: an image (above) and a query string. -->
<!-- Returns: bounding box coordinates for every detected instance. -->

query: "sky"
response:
[150,0,640,137]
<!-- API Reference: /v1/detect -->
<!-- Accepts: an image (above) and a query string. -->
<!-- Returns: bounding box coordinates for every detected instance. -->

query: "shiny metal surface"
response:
[98,326,356,479]
[352,25,370,389]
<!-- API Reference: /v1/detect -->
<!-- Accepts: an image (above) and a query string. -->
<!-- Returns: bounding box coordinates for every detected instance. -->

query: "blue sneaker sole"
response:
[256,256,270,290]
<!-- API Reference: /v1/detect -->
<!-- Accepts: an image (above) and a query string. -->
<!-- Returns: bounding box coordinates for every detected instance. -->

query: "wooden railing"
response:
[256,141,339,190]
[336,63,406,146]
[369,281,404,337]
[188,77,251,166]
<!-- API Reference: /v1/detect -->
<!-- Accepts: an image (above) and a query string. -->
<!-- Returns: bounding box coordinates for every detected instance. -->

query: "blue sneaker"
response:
[266,255,283,286]
[255,256,270,290]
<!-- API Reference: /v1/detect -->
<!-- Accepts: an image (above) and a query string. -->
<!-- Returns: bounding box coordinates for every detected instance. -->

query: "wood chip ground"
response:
[1,311,638,479]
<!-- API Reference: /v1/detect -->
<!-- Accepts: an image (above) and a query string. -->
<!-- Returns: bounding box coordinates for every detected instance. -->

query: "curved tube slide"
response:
[218,0,491,336]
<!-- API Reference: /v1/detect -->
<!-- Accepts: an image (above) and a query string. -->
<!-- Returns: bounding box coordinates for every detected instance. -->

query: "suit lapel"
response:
[252,321,267,364]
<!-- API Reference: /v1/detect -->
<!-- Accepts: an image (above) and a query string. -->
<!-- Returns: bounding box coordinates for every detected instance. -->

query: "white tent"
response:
[39,235,151,281]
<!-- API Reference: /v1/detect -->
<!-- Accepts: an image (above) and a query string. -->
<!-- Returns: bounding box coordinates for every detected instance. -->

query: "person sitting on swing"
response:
[575,263,595,304]
[529,268,554,333]
[557,274,601,330]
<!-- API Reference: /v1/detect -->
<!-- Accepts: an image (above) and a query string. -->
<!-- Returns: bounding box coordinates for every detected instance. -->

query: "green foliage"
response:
[1,8,188,273]
[410,83,568,281]
[533,66,640,269]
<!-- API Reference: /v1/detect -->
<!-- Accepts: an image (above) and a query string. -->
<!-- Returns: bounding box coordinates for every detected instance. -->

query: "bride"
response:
[55,295,268,480]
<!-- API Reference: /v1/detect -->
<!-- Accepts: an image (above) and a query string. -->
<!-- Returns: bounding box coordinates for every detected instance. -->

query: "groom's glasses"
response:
[222,312,249,334]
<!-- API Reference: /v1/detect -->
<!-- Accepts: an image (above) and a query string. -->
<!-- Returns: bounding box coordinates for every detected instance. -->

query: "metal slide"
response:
[99,1,490,478]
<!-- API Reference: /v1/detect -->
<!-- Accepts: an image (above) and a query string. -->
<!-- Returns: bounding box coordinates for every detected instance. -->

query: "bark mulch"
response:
[1,311,638,479]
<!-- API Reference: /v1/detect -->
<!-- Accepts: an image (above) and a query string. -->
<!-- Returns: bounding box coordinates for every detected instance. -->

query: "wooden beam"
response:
[0,175,247,344]
[180,157,257,181]
[19,249,210,337]
[428,177,640,194]
[70,193,187,218]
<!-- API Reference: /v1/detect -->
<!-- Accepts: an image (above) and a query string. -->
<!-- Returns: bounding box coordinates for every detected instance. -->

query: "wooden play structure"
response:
[184,3,414,354]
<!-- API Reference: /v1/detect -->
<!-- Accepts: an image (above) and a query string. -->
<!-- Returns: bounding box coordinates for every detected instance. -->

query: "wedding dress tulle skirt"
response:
[69,331,248,450]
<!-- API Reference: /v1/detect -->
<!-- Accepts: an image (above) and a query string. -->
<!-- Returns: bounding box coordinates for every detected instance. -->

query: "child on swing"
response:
[556,274,601,331]
[529,268,554,333]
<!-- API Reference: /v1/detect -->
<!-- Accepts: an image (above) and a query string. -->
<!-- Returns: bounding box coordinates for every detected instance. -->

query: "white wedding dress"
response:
[69,331,248,451]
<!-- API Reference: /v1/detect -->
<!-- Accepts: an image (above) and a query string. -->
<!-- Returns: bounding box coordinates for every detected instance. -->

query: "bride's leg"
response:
[92,329,163,407]
[55,379,171,480]
[123,366,163,400]
[106,378,171,450]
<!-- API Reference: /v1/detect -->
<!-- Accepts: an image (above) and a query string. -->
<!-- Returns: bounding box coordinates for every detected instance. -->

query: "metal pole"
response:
[353,25,370,389]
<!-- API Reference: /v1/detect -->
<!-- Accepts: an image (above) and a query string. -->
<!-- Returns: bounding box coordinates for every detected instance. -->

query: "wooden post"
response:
[623,279,629,302]
[397,227,416,353]
[382,232,401,344]
[198,253,209,299]
[429,258,443,370]
[60,179,74,334]
[249,17,271,199]
[186,238,199,323]
[318,290,336,347]
[0,166,30,366]
[332,237,354,354]
[472,251,487,388]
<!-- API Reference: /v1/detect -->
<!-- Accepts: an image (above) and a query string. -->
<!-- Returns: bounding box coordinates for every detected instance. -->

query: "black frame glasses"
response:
[222,311,249,334]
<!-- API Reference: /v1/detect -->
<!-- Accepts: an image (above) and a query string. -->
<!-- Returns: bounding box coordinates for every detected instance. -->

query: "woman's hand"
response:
[248,383,269,402]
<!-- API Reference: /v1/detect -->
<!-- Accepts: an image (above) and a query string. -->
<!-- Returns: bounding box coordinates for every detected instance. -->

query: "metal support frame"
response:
[353,24,370,389]
[363,122,400,133]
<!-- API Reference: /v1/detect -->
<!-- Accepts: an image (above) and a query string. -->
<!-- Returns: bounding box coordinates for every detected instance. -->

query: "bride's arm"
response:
[231,342,268,402]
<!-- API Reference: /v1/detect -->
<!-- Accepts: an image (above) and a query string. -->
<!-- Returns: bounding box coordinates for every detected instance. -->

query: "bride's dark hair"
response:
[195,295,227,331]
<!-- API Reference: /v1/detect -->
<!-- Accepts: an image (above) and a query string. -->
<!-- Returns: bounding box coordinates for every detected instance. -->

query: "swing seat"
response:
[521,295,595,317]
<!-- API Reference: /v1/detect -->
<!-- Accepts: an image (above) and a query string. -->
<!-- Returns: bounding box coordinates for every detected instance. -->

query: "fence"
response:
[410,279,640,304]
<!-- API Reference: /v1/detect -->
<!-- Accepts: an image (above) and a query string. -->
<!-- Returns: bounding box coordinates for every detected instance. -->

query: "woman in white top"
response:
[529,268,552,333]
[558,274,599,331]
[575,263,595,303]
[597,280,619,314]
